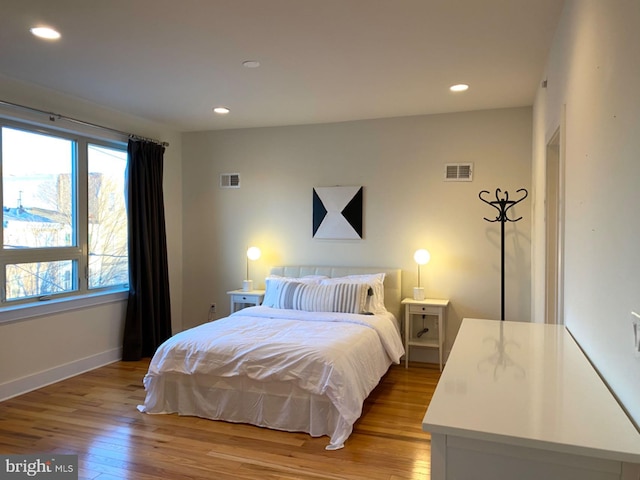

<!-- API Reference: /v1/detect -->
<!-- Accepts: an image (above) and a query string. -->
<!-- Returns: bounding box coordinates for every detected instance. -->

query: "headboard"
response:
[269,266,402,321]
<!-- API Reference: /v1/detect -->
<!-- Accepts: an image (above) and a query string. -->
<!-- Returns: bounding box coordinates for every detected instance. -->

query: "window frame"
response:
[0,117,129,318]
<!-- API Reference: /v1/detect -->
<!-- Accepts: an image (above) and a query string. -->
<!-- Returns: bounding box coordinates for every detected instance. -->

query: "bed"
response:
[137,266,404,450]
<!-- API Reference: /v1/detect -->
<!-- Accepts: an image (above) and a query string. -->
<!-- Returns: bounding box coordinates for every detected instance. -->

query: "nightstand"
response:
[227,289,265,313]
[401,298,449,371]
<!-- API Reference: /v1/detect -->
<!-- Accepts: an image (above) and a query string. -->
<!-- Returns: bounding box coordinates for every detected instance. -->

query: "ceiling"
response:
[0,0,564,132]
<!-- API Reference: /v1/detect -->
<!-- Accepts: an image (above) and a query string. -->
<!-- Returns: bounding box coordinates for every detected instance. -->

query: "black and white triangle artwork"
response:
[312,186,363,239]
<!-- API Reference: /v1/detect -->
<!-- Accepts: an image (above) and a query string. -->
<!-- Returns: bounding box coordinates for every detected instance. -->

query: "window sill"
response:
[0,290,129,325]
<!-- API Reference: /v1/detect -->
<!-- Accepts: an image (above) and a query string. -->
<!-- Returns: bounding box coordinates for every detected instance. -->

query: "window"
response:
[87,144,128,289]
[0,121,128,306]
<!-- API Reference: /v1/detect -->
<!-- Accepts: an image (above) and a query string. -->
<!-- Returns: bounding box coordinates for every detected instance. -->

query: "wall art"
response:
[312,186,363,239]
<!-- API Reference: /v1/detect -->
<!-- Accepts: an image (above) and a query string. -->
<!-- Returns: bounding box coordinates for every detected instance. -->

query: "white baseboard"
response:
[0,348,122,402]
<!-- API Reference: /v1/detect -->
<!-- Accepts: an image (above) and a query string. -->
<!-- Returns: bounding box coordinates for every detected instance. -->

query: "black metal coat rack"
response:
[479,188,528,320]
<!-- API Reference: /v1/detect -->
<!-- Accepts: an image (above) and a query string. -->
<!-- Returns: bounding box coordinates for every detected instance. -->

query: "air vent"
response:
[444,163,473,182]
[220,173,240,188]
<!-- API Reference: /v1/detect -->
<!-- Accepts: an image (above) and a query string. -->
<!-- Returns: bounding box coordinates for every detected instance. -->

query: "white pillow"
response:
[320,273,387,314]
[263,275,327,308]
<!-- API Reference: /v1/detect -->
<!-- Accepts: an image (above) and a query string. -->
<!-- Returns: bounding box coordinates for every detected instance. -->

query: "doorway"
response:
[545,126,564,325]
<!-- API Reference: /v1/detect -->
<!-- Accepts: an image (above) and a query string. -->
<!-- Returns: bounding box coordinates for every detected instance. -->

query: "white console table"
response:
[423,318,640,480]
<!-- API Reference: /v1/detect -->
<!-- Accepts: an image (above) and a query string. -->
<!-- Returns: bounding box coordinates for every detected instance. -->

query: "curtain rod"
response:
[0,99,169,147]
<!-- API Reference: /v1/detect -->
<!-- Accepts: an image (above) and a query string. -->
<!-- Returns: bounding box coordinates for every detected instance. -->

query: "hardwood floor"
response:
[0,361,440,479]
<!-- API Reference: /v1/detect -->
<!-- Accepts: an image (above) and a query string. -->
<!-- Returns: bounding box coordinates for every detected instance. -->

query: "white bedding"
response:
[138,305,404,449]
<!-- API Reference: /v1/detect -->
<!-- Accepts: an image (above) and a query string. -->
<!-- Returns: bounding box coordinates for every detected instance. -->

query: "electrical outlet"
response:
[208,303,217,322]
[632,312,640,357]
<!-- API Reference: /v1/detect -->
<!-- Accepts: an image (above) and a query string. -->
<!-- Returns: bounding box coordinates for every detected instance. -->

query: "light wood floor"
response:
[0,360,440,480]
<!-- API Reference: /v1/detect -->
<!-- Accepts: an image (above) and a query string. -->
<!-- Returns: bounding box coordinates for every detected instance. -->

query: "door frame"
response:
[544,110,566,325]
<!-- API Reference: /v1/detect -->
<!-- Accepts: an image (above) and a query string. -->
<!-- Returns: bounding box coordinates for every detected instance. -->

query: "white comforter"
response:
[138,306,404,449]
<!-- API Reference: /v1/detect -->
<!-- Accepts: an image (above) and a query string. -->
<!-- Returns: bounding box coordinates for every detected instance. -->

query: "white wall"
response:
[0,75,183,399]
[532,0,640,426]
[182,107,533,359]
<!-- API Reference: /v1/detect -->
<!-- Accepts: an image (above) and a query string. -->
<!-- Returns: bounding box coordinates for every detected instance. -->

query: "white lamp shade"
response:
[246,246,261,261]
[414,249,431,265]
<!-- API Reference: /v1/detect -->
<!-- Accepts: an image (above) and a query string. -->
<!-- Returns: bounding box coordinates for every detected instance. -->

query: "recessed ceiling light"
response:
[242,60,260,68]
[30,26,61,40]
[213,107,230,115]
[450,84,470,92]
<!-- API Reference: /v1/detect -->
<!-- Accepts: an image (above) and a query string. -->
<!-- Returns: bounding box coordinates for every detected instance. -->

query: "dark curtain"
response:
[122,139,172,361]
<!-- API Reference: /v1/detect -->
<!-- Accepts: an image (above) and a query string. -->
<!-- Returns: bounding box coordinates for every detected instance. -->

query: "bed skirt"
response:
[138,372,352,450]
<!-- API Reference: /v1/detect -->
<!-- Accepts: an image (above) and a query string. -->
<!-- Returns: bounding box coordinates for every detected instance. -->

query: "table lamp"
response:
[413,248,430,300]
[243,246,261,291]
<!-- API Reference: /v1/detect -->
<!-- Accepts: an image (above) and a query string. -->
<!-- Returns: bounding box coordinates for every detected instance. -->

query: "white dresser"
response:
[423,318,640,480]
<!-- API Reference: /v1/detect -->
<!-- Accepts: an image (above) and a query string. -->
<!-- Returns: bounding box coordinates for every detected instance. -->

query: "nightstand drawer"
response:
[232,294,259,302]
[408,304,440,315]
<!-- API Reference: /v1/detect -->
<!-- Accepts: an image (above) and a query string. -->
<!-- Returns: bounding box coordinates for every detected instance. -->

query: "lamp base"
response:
[242,280,253,292]
[413,287,425,301]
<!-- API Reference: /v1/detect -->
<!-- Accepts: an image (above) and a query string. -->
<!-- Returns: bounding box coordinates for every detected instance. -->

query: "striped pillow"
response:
[265,280,367,314]
[263,278,303,309]
[320,273,386,314]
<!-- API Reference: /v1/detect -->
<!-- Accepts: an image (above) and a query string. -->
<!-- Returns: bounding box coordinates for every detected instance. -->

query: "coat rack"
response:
[479,188,528,320]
